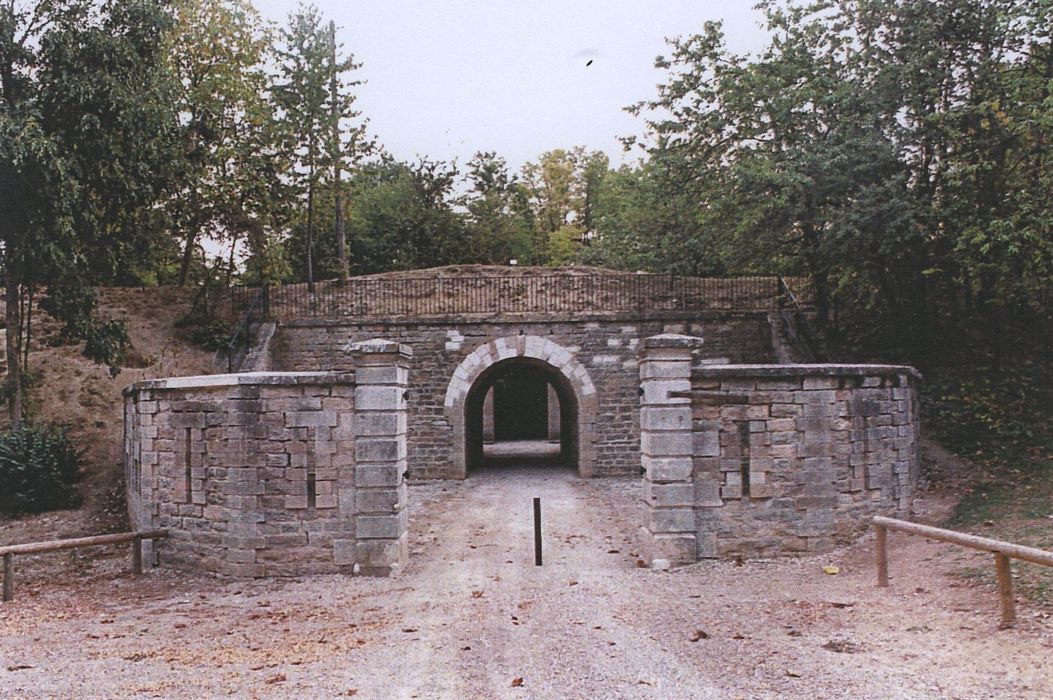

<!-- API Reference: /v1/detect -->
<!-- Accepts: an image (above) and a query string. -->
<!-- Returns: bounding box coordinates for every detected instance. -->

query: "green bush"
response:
[0,424,83,514]
[922,364,1049,458]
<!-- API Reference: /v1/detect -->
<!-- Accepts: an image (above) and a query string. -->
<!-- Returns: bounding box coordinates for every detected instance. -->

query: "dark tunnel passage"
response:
[464,357,578,473]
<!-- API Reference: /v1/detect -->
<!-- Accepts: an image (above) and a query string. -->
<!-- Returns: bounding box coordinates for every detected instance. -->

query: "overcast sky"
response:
[253,0,769,171]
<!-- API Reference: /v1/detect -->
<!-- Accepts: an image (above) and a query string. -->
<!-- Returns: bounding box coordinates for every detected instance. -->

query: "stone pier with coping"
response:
[122,340,411,577]
[638,333,920,566]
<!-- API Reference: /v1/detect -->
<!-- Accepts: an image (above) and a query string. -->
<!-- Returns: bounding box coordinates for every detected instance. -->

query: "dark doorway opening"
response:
[492,364,549,441]
[465,358,578,474]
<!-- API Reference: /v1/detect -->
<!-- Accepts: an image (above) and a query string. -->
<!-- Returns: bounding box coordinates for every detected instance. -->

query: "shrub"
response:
[0,424,83,514]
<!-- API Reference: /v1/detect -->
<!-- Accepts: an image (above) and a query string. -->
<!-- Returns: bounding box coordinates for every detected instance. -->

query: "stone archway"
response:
[444,336,597,478]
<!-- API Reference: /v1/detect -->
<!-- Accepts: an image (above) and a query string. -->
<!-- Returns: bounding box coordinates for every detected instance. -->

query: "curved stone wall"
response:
[639,334,920,567]
[123,340,411,577]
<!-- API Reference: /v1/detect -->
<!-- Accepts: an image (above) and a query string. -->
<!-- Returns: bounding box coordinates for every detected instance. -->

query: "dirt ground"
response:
[2,468,1051,699]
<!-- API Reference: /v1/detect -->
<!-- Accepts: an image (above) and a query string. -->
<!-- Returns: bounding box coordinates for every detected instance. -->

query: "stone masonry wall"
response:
[272,312,772,479]
[639,334,920,566]
[123,340,411,577]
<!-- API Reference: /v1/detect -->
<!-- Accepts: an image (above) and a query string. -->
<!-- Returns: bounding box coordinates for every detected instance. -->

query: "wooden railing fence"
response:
[874,516,1053,627]
[1,529,169,602]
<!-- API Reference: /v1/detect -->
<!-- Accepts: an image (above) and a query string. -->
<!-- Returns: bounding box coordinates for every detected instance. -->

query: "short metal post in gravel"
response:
[3,553,13,602]
[533,497,542,566]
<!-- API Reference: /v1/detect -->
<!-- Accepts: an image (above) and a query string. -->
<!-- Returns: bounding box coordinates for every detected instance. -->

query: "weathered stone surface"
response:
[273,315,769,479]
[641,352,919,566]
[123,350,410,578]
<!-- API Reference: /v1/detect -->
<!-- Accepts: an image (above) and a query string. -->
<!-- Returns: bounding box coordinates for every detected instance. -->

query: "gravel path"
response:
[2,468,1052,698]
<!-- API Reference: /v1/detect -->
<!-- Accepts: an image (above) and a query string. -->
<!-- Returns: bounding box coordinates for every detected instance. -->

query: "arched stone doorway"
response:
[444,336,597,478]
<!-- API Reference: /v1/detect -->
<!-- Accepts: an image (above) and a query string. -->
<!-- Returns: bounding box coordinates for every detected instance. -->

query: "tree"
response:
[461,151,535,264]
[165,0,279,287]
[1,0,182,426]
[274,4,367,288]
[625,0,1052,365]
[520,147,610,264]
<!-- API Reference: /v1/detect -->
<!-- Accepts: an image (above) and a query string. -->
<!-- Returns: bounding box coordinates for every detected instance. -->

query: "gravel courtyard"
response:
[2,468,1052,699]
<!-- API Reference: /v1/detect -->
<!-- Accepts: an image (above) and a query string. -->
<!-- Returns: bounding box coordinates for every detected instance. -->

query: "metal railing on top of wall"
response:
[227,273,814,322]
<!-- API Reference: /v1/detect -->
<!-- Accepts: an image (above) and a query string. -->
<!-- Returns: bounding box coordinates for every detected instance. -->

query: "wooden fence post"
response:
[3,552,13,602]
[995,553,1016,627]
[132,536,143,576]
[876,524,889,587]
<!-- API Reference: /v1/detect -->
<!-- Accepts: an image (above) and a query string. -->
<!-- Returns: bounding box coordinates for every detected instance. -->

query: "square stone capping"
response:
[123,371,357,396]
[691,364,922,381]
[343,338,414,360]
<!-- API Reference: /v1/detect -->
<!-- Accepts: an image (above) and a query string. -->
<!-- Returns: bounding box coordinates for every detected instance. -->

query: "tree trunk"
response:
[178,229,197,287]
[306,179,315,293]
[330,20,348,282]
[5,277,23,428]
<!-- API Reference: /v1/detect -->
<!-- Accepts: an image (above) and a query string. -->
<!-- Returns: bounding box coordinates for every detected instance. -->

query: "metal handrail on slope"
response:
[225,284,269,373]
[777,275,819,361]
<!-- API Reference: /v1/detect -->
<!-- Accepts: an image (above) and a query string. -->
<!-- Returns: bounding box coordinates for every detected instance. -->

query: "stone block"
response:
[645,533,697,568]
[640,378,690,405]
[355,386,405,411]
[354,464,402,488]
[641,432,693,457]
[647,507,695,533]
[356,509,408,539]
[692,430,720,457]
[353,412,407,436]
[639,360,692,380]
[645,482,695,508]
[333,538,356,565]
[640,407,691,431]
[285,410,338,428]
[315,494,338,509]
[354,534,407,575]
[643,456,693,482]
[355,485,406,514]
[285,495,309,509]
[355,438,405,463]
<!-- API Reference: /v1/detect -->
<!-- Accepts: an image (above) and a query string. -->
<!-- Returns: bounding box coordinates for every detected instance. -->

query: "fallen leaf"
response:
[471,591,484,599]
[822,565,840,575]
[690,629,709,642]
[511,677,524,687]
[6,665,33,672]
[568,580,578,586]
[786,669,802,678]
[635,559,647,568]
[346,691,358,697]
[401,628,418,633]
[265,674,286,684]
[607,549,620,554]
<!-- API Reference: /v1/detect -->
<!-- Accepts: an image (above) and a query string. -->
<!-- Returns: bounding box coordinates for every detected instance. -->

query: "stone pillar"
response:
[347,339,412,576]
[639,334,703,569]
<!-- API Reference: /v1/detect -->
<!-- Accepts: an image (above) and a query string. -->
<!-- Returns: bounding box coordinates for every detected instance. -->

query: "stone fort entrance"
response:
[447,336,596,476]
[123,268,921,577]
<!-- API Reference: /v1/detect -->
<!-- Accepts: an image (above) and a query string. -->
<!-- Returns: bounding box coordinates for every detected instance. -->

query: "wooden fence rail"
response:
[1,529,168,602]
[873,516,1053,627]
